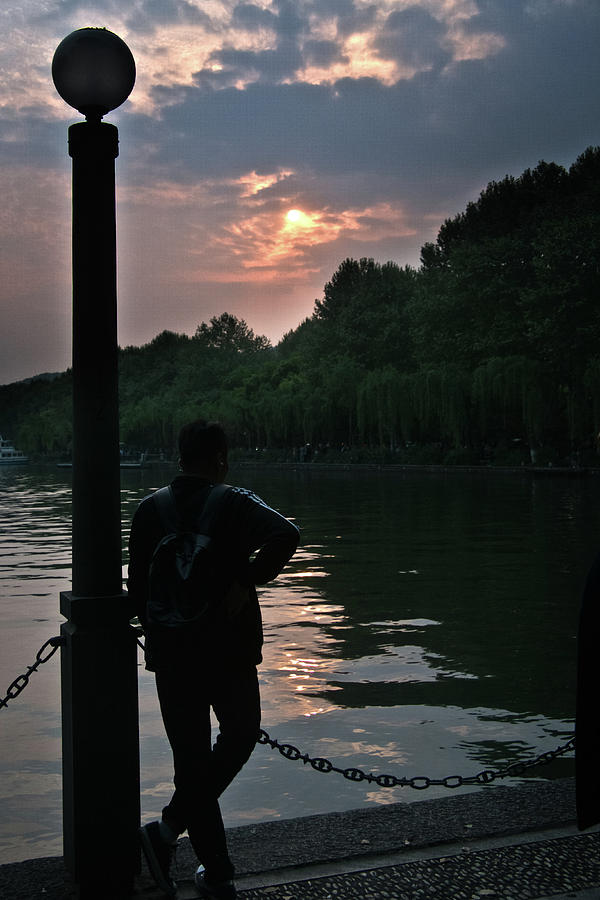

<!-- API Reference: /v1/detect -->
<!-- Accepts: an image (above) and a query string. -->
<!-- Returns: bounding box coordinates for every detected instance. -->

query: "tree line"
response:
[2,146,600,467]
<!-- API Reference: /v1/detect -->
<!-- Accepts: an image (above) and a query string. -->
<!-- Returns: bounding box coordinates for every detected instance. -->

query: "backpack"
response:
[147,483,230,628]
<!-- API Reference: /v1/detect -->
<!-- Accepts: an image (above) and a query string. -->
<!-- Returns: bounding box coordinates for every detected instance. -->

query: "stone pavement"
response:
[229,827,600,899]
[1,777,598,899]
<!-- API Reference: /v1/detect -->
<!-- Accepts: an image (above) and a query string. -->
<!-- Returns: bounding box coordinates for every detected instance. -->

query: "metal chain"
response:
[132,625,146,652]
[137,632,576,789]
[258,729,576,789]
[3,633,575,792]
[0,636,64,710]
[2,627,145,710]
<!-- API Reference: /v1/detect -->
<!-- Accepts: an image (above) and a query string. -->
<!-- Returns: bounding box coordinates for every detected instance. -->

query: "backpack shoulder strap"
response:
[152,485,178,532]
[153,483,230,534]
[195,483,230,534]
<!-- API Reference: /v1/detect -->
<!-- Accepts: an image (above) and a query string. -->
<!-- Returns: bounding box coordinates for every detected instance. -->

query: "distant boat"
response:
[0,435,29,465]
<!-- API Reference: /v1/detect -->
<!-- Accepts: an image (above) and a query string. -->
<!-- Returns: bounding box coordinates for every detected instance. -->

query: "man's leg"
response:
[154,666,224,846]
[211,663,261,797]
[151,661,260,888]
[185,663,261,883]
[139,663,213,896]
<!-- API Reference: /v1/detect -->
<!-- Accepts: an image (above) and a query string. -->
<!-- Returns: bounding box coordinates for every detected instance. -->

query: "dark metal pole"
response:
[60,119,140,898]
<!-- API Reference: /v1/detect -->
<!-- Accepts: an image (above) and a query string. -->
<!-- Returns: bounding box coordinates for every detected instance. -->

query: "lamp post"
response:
[52,29,139,898]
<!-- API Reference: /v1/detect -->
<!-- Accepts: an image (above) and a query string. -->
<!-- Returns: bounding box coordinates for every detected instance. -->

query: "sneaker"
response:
[139,821,177,897]
[195,867,237,899]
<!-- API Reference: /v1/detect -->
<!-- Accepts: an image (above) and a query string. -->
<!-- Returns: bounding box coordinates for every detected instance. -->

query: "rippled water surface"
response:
[0,464,594,863]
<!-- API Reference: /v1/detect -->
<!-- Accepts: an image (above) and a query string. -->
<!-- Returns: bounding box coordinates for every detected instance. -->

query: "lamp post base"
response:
[60,591,140,897]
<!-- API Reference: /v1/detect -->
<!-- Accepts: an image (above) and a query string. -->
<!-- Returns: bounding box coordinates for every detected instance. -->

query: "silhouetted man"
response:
[129,420,299,899]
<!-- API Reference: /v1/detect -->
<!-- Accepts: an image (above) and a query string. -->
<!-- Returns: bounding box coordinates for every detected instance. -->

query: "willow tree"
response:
[409,364,470,447]
[319,355,364,446]
[472,356,545,450]
[357,366,411,449]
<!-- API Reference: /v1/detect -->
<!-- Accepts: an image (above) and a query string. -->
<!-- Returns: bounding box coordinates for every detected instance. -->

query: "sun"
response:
[286,208,303,223]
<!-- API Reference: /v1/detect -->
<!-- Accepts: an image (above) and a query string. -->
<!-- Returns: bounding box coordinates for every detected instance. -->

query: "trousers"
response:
[155,658,261,881]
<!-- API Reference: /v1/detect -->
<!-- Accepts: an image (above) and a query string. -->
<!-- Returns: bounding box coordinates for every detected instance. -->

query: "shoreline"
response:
[231,460,598,476]
[16,458,600,476]
[0,777,591,899]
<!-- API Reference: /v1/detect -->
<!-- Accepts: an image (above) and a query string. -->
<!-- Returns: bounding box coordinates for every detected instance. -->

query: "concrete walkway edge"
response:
[1,777,598,899]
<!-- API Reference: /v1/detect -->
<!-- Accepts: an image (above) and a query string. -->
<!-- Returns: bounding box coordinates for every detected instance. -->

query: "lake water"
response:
[0,463,591,865]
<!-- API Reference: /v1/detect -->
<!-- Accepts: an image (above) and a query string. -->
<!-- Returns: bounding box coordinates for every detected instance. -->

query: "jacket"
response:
[127,474,299,670]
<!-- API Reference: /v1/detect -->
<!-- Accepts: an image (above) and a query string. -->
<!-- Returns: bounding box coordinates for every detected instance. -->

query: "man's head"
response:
[178,420,228,481]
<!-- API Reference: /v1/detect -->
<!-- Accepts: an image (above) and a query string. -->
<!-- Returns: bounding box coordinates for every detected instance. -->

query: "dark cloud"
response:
[307,0,378,38]
[49,0,120,12]
[37,0,213,34]
[461,0,599,52]
[374,6,450,71]
[208,0,375,87]
[0,115,68,170]
[444,0,600,172]
[271,0,304,40]
[231,3,278,32]
[208,42,303,83]
[30,0,123,26]
[131,0,600,230]
[125,0,213,35]
[149,78,400,177]
[140,72,451,184]
[208,0,309,84]
[302,39,347,68]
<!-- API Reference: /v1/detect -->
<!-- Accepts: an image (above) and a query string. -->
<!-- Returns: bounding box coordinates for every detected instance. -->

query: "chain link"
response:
[132,625,146,652]
[258,729,576,789]
[0,636,64,710]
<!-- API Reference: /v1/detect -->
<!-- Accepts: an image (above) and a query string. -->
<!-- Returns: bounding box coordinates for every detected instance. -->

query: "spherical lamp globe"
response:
[52,27,136,119]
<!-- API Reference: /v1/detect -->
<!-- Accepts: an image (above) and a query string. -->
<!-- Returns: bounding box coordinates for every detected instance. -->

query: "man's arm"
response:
[227,487,299,586]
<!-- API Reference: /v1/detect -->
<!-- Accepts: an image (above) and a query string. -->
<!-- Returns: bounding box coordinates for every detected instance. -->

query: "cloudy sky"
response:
[0,0,599,384]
